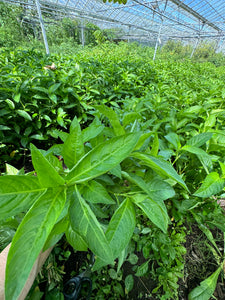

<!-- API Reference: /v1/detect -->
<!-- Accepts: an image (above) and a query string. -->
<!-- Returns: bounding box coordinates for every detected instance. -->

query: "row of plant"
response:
[0,44,156,169]
[1,43,225,169]
[1,43,225,299]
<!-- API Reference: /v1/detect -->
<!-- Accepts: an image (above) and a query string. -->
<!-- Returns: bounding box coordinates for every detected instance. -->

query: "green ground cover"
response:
[1,43,225,299]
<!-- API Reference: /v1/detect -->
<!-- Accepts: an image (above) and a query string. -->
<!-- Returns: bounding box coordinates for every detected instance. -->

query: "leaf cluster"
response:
[1,43,225,299]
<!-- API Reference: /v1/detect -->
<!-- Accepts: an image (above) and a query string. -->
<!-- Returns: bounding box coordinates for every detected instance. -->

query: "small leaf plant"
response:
[0,112,188,300]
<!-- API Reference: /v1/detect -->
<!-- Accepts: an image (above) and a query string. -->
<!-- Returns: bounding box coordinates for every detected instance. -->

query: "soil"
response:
[61,224,225,300]
[182,225,225,300]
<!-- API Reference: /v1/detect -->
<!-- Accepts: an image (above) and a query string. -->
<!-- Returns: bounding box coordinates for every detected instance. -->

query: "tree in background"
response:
[0,2,23,47]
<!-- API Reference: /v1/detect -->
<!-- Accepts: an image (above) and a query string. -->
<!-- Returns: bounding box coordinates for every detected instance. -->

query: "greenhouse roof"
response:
[2,0,225,45]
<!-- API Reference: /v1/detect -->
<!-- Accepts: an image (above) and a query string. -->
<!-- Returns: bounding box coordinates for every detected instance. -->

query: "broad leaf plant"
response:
[0,108,188,299]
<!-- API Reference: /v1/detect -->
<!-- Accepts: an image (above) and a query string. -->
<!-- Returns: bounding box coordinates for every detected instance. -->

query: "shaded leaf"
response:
[132,152,188,191]
[193,213,221,254]
[188,267,221,300]
[66,225,88,251]
[182,145,213,173]
[80,181,115,204]
[187,132,213,148]
[69,187,114,266]
[194,172,224,198]
[131,194,168,233]
[122,172,175,201]
[17,110,32,121]
[165,132,181,150]
[125,275,134,293]
[110,164,122,179]
[44,217,69,251]
[106,198,136,258]
[135,260,150,277]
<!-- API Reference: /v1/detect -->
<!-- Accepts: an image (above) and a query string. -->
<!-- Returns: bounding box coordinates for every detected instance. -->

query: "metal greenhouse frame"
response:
[1,0,225,56]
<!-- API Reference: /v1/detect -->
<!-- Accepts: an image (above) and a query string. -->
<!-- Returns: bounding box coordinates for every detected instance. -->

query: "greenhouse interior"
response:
[1,0,225,55]
[1,1,225,300]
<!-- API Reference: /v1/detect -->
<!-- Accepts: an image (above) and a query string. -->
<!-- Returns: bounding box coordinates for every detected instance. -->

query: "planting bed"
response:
[1,43,225,299]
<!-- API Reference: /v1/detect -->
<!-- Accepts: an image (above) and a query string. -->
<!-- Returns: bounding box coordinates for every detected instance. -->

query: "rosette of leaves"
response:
[0,106,188,300]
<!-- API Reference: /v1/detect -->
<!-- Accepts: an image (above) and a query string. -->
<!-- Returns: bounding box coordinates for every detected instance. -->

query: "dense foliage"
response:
[1,1,225,64]
[1,42,225,300]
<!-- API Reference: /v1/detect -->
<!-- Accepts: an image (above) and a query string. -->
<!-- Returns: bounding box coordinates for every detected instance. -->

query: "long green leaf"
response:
[43,217,69,251]
[193,213,221,254]
[181,145,212,172]
[131,152,188,191]
[17,109,32,121]
[81,120,104,143]
[5,187,66,300]
[67,133,140,184]
[62,117,84,169]
[122,172,175,202]
[94,104,125,136]
[94,198,136,270]
[150,133,159,156]
[194,172,224,198]
[146,178,175,201]
[106,198,136,257]
[0,176,46,221]
[31,144,65,188]
[165,132,181,150]
[188,267,221,300]
[181,146,210,156]
[133,132,152,151]
[66,225,88,251]
[131,194,168,233]
[79,181,115,204]
[69,187,114,265]
[187,132,213,148]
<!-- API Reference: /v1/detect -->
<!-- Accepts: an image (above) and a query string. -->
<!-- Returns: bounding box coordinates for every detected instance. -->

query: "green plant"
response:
[1,110,189,299]
[184,200,225,300]
[2,41,225,299]
[0,2,24,47]
[131,221,186,300]
[0,46,158,171]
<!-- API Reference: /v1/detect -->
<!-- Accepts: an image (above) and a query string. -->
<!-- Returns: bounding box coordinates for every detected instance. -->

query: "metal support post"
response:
[81,19,85,47]
[190,38,199,58]
[153,0,167,61]
[217,38,224,53]
[35,0,49,55]
[65,0,70,7]
[128,25,131,43]
[153,22,163,61]
[214,32,222,52]
[190,22,205,59]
